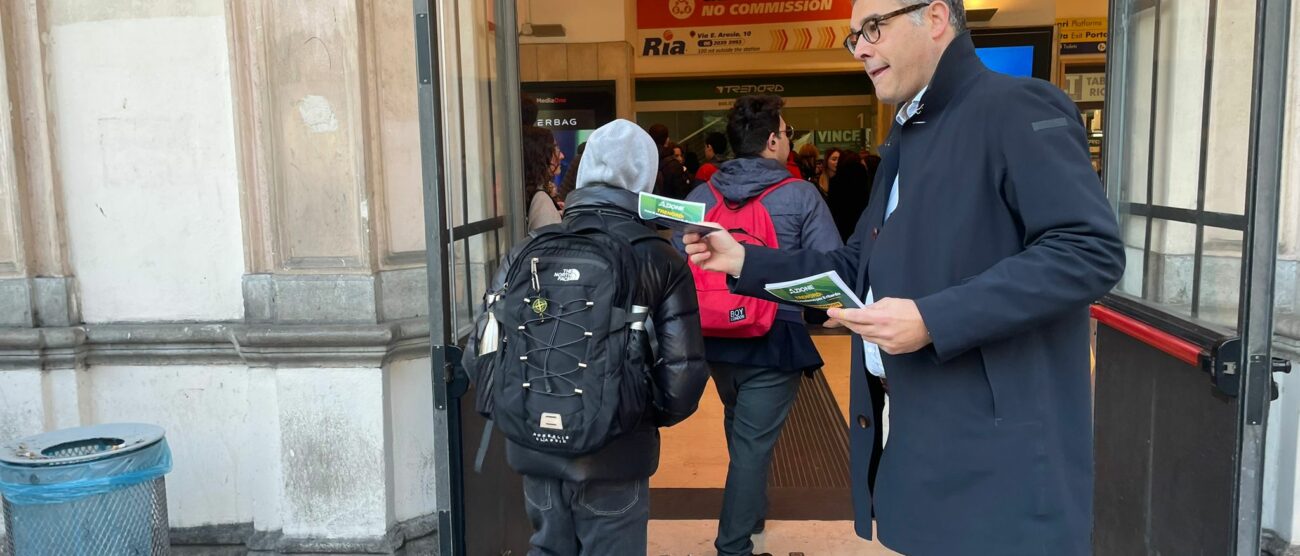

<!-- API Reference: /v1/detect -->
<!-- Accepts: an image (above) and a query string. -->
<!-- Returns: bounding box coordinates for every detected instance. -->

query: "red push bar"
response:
[1091,305,1205,367]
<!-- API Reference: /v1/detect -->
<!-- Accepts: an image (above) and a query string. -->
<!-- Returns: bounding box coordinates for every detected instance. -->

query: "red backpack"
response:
[691,177,801,338]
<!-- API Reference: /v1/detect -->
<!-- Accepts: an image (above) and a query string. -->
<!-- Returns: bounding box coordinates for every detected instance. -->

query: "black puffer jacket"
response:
[467,185,709,482]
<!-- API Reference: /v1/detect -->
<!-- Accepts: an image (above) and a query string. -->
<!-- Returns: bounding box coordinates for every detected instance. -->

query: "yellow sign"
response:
[1057,18,1107,54]
[531,298,549,315]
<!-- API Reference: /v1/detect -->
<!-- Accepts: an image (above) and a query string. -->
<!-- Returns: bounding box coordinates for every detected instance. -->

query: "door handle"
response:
[1271,357,1291,401]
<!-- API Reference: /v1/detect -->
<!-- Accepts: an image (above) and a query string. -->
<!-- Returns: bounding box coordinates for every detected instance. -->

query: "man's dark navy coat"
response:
[731,33,1125,555]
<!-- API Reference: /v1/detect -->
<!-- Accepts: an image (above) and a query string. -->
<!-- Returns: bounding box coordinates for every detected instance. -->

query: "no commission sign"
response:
[637,0,852,29]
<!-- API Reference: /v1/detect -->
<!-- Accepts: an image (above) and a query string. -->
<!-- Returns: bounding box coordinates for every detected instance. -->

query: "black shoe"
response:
[751,519,766,534]
[750,553,774,556]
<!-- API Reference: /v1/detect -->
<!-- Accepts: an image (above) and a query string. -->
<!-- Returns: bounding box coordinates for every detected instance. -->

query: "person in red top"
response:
[695,131,729,183]
[784,135,802,178]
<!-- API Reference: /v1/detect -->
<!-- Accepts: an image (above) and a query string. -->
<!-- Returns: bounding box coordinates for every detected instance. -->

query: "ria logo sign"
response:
[643,30,686,56]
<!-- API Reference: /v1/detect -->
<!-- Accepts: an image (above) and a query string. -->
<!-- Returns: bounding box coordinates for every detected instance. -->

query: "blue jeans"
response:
[521,475,649,556]
[711,363,803,556]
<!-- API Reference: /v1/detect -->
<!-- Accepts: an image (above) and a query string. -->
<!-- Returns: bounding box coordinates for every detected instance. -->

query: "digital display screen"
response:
[975,45,1036,77]
[523,81,617,188]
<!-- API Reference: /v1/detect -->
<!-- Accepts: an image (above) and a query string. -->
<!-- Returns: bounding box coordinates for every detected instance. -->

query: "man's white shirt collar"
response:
[895,86,929,125]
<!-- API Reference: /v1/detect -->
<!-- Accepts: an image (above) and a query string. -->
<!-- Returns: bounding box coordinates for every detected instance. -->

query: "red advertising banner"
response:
[637,0,852,56]
[637,0,852,29]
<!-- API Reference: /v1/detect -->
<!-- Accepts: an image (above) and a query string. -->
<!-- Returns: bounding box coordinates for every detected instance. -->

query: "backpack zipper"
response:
[530,257,540,291]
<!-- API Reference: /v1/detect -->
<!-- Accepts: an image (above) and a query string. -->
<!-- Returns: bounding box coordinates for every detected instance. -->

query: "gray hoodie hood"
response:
[708,157,794,203]
[576,119,658,194]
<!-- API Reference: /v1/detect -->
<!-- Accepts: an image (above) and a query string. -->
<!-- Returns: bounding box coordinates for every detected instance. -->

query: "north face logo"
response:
[729,307,746,322]
[553,269,580,282]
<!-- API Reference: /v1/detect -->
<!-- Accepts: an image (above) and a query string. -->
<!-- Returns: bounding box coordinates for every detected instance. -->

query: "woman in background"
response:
[796,144,822,193]
[818,147,841,197]
[826,149,872,242]
[524,126,564,230]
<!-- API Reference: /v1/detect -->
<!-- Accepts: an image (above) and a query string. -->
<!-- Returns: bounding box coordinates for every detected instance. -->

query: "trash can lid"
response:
[0,423,166,467]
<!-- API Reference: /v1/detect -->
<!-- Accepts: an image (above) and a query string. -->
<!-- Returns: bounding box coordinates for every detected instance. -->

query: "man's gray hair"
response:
[901,0,968,32]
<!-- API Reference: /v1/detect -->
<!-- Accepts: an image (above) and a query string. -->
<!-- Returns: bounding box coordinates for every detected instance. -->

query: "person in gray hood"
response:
[469,118,709,556]
[673,94,842,556]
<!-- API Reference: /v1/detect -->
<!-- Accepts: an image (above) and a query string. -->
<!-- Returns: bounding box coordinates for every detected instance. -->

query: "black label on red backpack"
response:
[728,307,747,322]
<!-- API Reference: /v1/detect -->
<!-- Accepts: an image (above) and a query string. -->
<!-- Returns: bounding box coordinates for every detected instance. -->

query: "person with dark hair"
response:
[826,149,871,241]
[522,126,563,230]
[683,150,701,182]
[784,143,802,179]
[521,94,538,127]
[647,124,691,199]
[646,123,670,149]
[695,131,729,182]
[796,144,822,189]
[683,0,1125,551]
[557,141,587,202]
[675,94,841,556]
[819,147,843,194]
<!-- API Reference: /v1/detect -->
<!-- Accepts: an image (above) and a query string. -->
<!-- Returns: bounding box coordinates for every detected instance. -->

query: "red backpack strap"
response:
[755,176,803,203]
[706,179,725,205]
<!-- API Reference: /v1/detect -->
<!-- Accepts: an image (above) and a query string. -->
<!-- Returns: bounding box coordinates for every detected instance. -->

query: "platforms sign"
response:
[637,0,853,56]
[1057,17,1108,55]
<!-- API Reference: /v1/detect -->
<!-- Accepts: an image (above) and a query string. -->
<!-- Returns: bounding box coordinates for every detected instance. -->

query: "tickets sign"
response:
[1057,17,1108,54]
[637,0,852,56]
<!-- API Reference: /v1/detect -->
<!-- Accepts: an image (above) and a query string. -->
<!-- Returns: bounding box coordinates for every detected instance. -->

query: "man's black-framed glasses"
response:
[843,2,933,53]
[775,125,795,138]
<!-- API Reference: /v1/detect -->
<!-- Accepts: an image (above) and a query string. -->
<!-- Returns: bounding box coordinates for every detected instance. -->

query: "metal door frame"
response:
[415,0,526,554]
[1101,0,1292,548]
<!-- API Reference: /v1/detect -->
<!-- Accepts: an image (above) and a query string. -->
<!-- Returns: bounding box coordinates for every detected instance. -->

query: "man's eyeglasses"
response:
[775,126,795,138]
[843,2,933,53]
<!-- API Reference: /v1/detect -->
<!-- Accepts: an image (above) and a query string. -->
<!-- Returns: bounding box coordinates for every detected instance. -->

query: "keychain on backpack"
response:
[478,293,502,356]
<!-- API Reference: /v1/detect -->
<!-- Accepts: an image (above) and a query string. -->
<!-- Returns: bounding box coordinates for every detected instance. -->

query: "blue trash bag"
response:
[0,438,172,505]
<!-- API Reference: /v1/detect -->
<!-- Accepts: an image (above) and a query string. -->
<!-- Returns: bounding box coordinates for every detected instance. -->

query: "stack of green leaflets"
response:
[637,192,719,235]
[764,270,866,310]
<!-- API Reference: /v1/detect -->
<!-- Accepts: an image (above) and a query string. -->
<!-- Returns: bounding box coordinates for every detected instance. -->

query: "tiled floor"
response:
[648,519,901,556]
[650,333,899,555]
[654,334,881,489]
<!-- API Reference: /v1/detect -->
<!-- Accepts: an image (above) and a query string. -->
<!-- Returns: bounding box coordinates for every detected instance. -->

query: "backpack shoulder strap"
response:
[705,180,725,206]
[755,176,803,203]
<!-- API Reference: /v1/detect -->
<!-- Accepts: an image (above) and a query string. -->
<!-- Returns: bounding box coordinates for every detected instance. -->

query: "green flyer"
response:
[764,271,866,310]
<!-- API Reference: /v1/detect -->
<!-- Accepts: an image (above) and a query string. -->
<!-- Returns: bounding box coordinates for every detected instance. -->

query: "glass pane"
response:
[1117,216,1149,297]
[1201,0,1257,217]
[1105,0,1259,333]
[1147,0,1211,211]
[452,237,471,337]
[1115,2,1158,206]
[1198,227,1244,329]
[459,0,502,226]
[1147,220,1199,310]
[451,233,500,340]
[636,102,880,161]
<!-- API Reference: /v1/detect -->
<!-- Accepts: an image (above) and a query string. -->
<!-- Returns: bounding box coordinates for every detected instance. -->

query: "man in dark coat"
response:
[682,0,1125,553]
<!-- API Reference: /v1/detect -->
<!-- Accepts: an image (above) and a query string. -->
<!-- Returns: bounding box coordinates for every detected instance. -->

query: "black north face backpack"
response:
[469,218,662,456]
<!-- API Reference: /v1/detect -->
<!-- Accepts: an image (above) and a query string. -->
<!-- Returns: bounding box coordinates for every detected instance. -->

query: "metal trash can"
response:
[0,423,172,555]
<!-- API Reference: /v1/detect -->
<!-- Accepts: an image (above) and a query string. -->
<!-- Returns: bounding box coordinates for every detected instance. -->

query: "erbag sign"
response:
[637,0,851,56]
